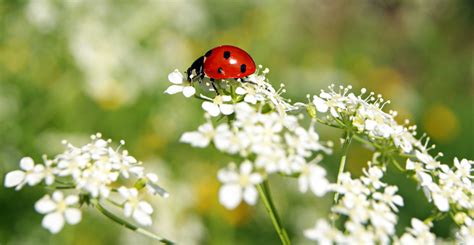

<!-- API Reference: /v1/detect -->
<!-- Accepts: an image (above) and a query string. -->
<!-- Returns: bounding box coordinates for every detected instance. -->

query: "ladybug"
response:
[186,45,256,88]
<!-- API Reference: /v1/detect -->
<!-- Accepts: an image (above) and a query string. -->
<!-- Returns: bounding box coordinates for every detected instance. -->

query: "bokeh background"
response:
[0,0,473,244]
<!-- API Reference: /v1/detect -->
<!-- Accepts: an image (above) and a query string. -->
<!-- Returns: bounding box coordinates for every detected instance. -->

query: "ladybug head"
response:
[186,56,205,82]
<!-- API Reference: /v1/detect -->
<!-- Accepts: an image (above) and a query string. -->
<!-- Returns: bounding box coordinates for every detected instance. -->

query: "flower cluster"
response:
[4,134,168,234]
[167,67,473,243]
[394,218,436,245]
[407,155,473,212]
[305,165,408,244]
[305,85,474,243]
[165,68,332,209]
[310,84,419,153]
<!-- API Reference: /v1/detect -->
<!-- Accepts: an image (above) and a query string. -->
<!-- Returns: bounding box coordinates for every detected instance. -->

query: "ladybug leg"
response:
[199,70,205,84]
[210,78,220,95]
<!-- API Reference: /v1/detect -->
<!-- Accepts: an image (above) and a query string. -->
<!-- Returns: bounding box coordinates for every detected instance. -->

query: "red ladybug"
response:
[186,45,256,84]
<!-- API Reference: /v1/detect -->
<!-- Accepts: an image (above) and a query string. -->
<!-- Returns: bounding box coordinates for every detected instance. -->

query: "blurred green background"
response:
[0,0,473,244]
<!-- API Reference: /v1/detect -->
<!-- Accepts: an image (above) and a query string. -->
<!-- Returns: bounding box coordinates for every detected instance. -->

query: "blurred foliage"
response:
[0,0,472,244]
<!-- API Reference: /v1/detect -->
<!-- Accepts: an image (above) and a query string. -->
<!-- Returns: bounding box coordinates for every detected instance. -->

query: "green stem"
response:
[398,152,417,159]
[390,157,406,173]
[257,180,291,245]
[314,117,344,129]
[333,132,353,204]
[352,134,383,149]
[91,199,174,244]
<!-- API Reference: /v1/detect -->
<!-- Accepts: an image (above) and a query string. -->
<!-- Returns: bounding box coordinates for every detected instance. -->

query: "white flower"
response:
[304,219,344,244]
[118,187,154,226]
[362,166,386,189]
[254,150,286,174]
[415,150,442,170]
[454,158,473,185]
[427,183,450,212]
[310,167,406,243]
[111,150,143,179]
[164,70,196,97]
[456,223,474,244]
[75,160,118,198]
[213,124,250,154]
[368,202,397,236]
[144,173,169,198]
[4,157,45,190]
[406,159,432,186]
[180,121,215,148]
[396,218,435,245]
[56,146,88,179]
[312,91,347,118]
[217,161,263,209]
[35,191,81,233]
[373,186,404,211]
[298,163,330,197]
[56,134,157,198]
[201,95,234,117]
[235,85,263,104]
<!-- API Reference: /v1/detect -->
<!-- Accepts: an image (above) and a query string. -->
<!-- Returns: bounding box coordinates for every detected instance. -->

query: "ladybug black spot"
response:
[218,67,223,74]
[205,50,212,57]
[223,51,231,59]
[240,64,246,73]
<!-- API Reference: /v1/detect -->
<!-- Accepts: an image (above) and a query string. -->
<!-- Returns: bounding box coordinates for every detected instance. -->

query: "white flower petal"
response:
[244,94,258,104]
[240,162,253,174]
[393,195,404,207]
[249,173,263,184]
[406,159,415,170]
[219,184,242,209]
[180,132,211,147]
[330,108,339,118]
[310,177,329,197]
[138,201,153,214]
[65,195,79,205]
[124,203,133,217]
[42,212,65,234]
[221,95,232,102]
[20,157,35,170]
[313,96,328,113]
[168,70,184,84]
[419,172,433,186]
[164,85,183,95]
[52,191,64,202]
[35,197,57,214]
[235,87,247,95]
[146,173,159,183]
[365,120,377,131]
[182,86,196,97]
[118,187,129,198]
[433,193,449,212]
[64,208,81,224]
[243,186,258,205]
[202,101,220,117]
[4,170,25,188]
[299,176,308,193]
[217,170,239,183]
[133,209,152,226]
[220,104,234,115]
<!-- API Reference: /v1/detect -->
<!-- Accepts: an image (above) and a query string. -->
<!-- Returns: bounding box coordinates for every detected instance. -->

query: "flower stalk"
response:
[333,132,353,204]
[257,180,291,245]
[92,199,174,245]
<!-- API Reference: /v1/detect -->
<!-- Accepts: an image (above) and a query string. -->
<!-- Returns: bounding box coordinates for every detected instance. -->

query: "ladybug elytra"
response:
[186,45,256,86]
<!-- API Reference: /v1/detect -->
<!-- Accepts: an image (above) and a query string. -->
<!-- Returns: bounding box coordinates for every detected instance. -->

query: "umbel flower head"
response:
[166,68,333,209]
[4,133,169,236]
[166,66,473,244]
